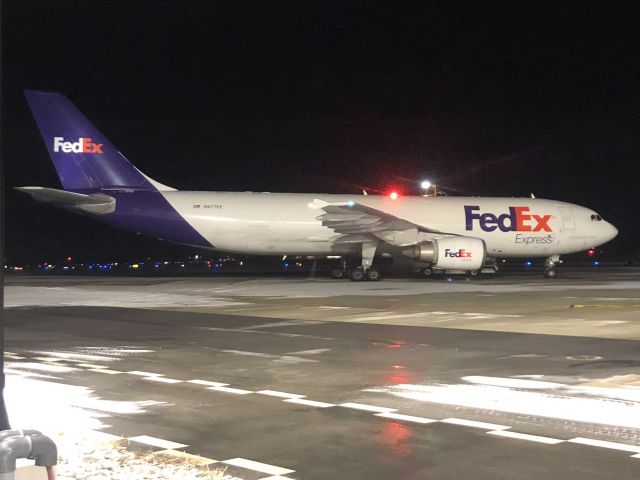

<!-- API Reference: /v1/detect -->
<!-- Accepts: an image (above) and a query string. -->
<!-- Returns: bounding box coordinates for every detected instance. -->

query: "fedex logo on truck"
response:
[53,137,104,154]
[465,205,552,232]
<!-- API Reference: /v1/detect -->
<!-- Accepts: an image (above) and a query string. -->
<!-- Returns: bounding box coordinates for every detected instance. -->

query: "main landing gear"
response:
[330,242,382,281]
[544,255,560,279]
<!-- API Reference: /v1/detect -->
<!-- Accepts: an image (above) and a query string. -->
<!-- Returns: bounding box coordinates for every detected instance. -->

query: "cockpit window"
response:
[590,214,603,221]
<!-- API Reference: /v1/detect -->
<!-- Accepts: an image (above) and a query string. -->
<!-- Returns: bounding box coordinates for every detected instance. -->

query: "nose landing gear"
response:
[544,255,560,278]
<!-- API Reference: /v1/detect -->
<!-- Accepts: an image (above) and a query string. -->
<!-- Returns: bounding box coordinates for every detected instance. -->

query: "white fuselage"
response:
[159,192,618,258]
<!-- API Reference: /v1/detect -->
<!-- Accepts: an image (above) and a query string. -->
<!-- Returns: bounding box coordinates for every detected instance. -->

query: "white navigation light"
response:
[420,180,431,190]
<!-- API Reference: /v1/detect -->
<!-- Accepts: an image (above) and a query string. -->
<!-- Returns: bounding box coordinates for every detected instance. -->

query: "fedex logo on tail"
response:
[53,137,103,154]
[465,205,552,232]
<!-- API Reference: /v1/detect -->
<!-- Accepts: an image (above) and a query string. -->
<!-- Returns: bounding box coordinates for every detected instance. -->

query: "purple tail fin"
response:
[24,90,158,192]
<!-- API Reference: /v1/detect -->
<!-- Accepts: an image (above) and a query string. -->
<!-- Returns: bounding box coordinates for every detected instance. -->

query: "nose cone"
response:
[603,222,618,243]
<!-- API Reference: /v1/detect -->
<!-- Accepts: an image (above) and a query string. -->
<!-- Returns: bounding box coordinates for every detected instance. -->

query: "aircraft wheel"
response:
[366,268,382,281]
[350,268,365,282]
[422,267,433,277]
[544,268,557,279]
[468,269,479,277]
[331,268,346,279]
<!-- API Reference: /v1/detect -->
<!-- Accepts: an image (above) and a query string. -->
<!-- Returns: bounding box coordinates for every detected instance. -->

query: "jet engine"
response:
[403,236,486,271]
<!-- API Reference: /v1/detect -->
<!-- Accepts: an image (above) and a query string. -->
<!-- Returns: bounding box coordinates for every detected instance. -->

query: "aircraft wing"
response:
[15,186,116,214]
[314,199,445,245]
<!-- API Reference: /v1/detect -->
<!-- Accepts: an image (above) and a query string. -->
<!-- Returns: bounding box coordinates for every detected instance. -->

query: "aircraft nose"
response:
[604,222,618,242]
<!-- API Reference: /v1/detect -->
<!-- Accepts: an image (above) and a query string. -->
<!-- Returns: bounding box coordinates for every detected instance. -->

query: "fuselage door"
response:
[559,206,575,230]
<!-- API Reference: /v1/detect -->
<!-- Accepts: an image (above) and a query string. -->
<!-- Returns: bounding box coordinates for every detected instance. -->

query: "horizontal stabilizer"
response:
[16,186,116,214]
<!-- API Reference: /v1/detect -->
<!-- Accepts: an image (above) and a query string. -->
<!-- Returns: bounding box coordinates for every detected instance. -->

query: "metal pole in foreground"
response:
[0,0,12,430]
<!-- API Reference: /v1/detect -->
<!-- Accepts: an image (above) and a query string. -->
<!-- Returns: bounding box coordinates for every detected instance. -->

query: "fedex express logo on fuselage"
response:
[464,205,552,232]
[53,137,103,154]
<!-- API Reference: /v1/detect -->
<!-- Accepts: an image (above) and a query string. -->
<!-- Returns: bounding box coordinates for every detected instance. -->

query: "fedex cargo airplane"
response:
[18,91,618,280]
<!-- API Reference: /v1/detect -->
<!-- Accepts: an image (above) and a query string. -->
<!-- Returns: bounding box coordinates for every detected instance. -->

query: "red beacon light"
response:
[389,191,399,200]
[587,248,595,257]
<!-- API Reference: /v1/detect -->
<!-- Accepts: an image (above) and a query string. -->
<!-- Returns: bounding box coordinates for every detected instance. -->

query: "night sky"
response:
[2,1,639,264]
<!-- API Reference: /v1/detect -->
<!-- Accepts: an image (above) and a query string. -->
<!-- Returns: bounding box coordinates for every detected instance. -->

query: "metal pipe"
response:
[0,430,57,479]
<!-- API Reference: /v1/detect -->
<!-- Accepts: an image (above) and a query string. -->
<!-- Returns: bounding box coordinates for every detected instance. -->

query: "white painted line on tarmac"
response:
[209,386,253,395]
[187,379,229,388]
[488,430,564,445]
[128,435,188,450]
[77,363,108,369]
[568,437,640,453]
[32,357,62,362]
[462,376,566,389]
[441,418,511,430]
[222,458,295,476]
[283,398,335,408]
[257,390,306,399]
[374,412,438,424]
[127,371,165,377]
[88,368,122,374]
[259,476,294,480]
[143,376,183,384]
[4,354,25,360]
[339,402,397,413]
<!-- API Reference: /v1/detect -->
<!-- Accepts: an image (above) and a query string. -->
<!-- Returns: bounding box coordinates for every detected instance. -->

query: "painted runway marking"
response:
[463,376,565,389]
[488,430,564,445]
[127,371,165,377]
[32,357,62,362]
[286,348,331,355]
[143,376,183,384]
[339,402,397,413]
[77,363,108,369]
[128,435,188,450]
[222,458,295,476]
[571,304,640,309]
[257,390,306,399]
[220,349,318,363]
[441,418,511,430]
[209,386,253,395]
[374,412,438,424]
[88,368,122,374]
[187,379,229,388]
[283,398,335,408]
[201,326,334,340]
[568,437,640,453]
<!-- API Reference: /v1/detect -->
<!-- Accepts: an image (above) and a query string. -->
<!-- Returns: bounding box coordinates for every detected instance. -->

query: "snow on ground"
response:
[367,375,640,430]
[6,370,241,479]
[5,285,244,308]
[6,276,640,307]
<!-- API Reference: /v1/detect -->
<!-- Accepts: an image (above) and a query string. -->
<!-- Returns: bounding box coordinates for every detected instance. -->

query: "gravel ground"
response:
[54,434,243,480]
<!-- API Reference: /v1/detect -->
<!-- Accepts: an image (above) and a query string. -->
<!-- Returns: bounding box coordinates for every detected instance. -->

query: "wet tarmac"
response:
[5,269,640,479]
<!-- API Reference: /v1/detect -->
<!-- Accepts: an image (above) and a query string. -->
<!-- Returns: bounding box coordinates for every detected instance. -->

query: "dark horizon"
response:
[2,1,639,263]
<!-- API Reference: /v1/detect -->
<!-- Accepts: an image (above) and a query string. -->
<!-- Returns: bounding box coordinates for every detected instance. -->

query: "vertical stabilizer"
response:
[24,90,173,192]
